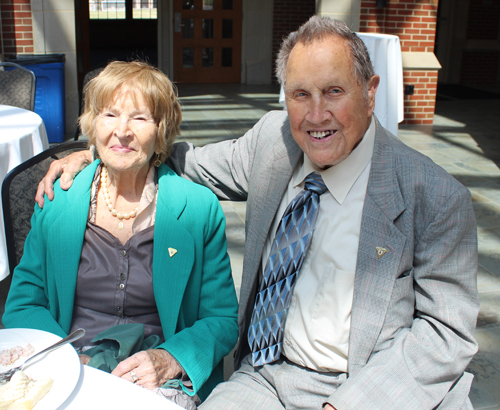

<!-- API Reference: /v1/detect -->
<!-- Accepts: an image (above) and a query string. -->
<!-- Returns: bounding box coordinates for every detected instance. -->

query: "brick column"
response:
[272,0,316,82]
[0,0,34,56]
[360,0,440,125]
[0,9,3,57]
[460,0,500,85]
[403,69,437,125]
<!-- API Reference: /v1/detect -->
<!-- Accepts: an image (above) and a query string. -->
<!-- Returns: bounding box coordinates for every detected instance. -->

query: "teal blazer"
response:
[3,161,239,400]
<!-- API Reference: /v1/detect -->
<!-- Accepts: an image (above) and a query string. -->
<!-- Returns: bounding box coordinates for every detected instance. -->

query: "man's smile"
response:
[308,130,334,139]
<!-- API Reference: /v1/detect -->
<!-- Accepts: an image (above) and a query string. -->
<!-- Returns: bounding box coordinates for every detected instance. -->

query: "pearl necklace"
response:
[100,165,139,230]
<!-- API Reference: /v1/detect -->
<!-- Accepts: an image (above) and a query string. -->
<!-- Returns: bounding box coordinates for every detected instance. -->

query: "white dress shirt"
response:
[261,117,376,373]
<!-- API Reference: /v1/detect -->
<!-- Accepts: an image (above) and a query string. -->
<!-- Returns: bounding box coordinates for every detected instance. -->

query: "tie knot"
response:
[304,172,328,196]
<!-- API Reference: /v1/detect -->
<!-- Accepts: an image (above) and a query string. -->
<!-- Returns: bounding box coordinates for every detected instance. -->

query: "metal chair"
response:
[0,62,37,111]
[1,141,88,275]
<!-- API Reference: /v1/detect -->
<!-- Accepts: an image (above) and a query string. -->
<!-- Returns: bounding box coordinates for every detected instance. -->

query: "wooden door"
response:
[173,0,242,83]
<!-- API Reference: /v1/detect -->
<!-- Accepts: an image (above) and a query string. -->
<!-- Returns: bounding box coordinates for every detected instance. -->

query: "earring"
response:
[154,153,162,167]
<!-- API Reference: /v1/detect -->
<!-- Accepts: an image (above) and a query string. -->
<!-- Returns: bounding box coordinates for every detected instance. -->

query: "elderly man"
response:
[36,16,478,410]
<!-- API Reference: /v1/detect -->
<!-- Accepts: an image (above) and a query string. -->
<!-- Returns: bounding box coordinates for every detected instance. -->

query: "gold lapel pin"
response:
[376,247,387,259]
[168,248,177,258]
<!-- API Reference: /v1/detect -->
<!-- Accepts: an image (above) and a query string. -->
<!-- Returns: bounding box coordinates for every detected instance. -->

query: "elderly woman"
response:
[3,61,238,407]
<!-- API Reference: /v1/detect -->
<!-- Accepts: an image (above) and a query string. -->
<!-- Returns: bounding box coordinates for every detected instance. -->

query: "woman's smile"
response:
[110,144,136,153]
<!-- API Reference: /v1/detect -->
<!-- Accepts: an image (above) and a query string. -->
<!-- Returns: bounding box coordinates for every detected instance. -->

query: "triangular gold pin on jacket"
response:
[168,248,177,258]
[376,247,387,258]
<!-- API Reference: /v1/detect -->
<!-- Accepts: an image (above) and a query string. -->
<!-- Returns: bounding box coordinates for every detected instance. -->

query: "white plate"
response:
[0,328,81,410]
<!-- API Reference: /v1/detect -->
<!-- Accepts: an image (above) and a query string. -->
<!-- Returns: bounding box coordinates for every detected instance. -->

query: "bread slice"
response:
[0,371,31,409]
[0,371,53,410]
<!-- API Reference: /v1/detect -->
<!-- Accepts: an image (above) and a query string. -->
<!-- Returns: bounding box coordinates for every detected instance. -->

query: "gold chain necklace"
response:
[100,165,139,230]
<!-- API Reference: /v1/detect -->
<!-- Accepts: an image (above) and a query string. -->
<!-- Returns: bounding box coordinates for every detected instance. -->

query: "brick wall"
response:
[360,0,439,125]
[272,0,315,82]
[460,0,500,84]
[0,10,3,56]
[0,0,34,56]
[466,0,500,40]
[461,51,500,85]
[403,70,437,124]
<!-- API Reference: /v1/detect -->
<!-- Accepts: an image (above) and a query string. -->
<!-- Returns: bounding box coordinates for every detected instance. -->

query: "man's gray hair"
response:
[276,16,375,91]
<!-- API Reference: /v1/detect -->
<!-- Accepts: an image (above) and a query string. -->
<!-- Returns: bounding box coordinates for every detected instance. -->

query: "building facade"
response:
[0,0,498,134]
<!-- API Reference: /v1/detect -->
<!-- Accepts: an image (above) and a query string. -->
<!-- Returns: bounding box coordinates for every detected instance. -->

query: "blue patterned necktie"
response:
[248,172,328,366]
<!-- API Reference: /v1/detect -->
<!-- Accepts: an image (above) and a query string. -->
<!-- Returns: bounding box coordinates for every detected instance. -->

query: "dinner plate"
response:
[0,328,81,410]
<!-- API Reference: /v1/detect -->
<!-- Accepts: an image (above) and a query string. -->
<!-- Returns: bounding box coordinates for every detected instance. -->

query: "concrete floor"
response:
[1,82,500,408]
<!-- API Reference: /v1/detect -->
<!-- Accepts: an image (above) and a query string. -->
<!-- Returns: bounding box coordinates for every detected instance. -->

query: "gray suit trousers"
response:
[200,354,474,410]
[200,354,347,410]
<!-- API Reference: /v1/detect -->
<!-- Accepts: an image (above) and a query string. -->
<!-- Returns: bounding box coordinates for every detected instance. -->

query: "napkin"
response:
[84,323,161,373]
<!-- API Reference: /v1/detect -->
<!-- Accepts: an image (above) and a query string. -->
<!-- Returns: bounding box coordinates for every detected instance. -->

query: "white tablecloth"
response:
[59,365,183,409]
[0,104,49,281]
[279,32,404,137]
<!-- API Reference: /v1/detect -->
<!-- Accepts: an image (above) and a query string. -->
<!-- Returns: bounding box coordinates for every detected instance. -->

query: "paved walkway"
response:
[1,82,499,408]
[176,83,500,409]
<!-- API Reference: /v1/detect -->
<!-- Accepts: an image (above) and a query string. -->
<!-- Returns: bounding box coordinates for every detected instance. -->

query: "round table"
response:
[0,104,49,281]
[59,365,183,409]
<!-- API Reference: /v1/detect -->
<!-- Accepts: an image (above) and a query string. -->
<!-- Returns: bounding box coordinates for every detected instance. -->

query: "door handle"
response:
[174,13,184,32]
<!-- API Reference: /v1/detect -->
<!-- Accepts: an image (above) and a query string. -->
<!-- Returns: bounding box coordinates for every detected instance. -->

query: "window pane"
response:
[222,0,233,10]
[183,19,194,39]
[202,48,213,67]
[132,0,157,19]
[183,48,194,68]
[222,19,232,39]
[203,19,213,39]
[222,48,232,67]
[89,0,126,19]
[203,0,213,10]
[183,1,194,9]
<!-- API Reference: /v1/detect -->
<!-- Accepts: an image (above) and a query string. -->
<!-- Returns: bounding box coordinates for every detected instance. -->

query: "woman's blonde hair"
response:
[79,60,182,162]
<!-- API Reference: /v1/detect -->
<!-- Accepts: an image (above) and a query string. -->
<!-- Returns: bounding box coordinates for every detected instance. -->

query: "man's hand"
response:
[35,150,93,208]
[324,405,336,410]
[111,349,182,390]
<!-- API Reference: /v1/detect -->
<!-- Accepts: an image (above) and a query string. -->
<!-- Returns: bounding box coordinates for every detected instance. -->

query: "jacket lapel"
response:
[348,118,407,374]
[152,165,195,339]
[237,118,302,355]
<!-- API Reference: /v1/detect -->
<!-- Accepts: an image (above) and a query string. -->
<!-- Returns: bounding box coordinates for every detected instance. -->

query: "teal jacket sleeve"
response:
[3,203,67,337]
[2,162,96,336]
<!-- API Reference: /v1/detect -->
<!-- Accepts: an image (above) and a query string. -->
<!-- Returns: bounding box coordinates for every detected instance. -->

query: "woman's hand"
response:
[35,149,94,208]
[78,354,91,365]
[111,349,183,390]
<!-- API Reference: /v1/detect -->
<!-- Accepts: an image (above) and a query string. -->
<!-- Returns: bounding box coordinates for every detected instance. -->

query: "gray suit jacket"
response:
[169,111,479,409]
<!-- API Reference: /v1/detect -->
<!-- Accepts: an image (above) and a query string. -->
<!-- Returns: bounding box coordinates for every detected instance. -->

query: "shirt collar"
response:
[294,116,376,204]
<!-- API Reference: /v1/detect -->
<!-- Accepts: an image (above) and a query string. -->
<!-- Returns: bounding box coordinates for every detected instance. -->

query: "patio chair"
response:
[74,66,105,140]
[1,141,88,276]
[0,62,37,111]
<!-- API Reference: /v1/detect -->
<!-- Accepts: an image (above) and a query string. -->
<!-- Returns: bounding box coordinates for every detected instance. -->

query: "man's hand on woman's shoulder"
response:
[35,149,94,208]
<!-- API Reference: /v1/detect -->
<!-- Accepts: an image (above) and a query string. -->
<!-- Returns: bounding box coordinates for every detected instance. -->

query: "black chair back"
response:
[1,141,88,275]
[0,62,37,111]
